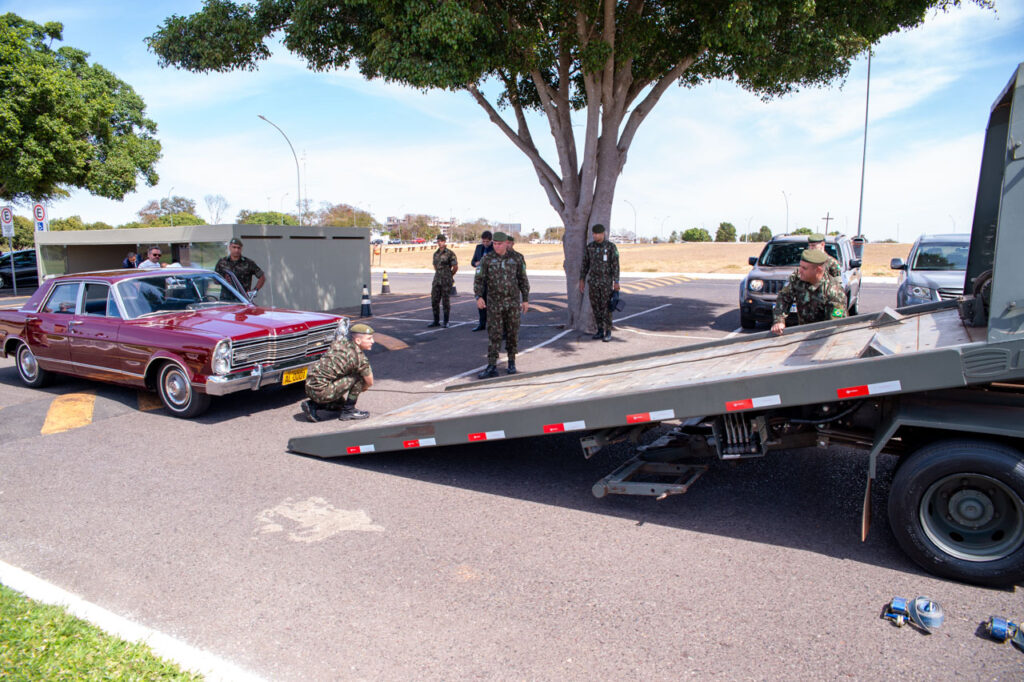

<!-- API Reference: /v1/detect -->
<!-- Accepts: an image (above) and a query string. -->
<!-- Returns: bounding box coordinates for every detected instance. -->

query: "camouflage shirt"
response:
[306,337,371,388]
[773,272,847,325]
[432,248,458,286]
[580,240,619,284]
[474,250,529,307]
[825,255,841,280]
[215,255,264,291]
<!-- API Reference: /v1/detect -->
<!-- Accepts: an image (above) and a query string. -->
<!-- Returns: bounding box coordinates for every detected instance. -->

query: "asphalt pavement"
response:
[1,273,1021,681]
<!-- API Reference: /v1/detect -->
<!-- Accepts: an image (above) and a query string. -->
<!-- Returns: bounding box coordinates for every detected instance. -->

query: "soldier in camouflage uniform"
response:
[474,232,530,378]
[215,238,265,297]
[428,235,458,327]
[771,250,847,335]
[807,233,841,280]
[579,224,620,342]
[302,323,375,421]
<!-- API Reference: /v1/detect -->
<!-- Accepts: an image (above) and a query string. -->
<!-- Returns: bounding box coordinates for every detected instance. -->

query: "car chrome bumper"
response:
[202,361,314,396]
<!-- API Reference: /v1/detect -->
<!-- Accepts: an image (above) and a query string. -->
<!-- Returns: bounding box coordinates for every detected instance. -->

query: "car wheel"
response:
[887,439,1024,586]
[15,343,52,388]
[740,311,757,329]
[156,362,211,418]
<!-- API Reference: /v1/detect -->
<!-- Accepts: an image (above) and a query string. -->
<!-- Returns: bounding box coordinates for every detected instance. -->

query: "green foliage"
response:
[237,209,298,225]
[544,226,566,241]
[315,202,378,228]
[0,13,161,204]
[758,225,773,241]
[10,214,34,248]
[138,196,198,222]
[668,230,680,244]
[682,227,712,242]
[792,227,813,235]
[49,215,114,231]
[715,222,737,242]
[144,212,207,227]
[0,583,200,680]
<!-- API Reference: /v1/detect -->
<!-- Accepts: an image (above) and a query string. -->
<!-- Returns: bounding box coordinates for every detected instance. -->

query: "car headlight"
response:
[212,339,232,375]
[910,286,934,300]
[336,318,350,338]
[748,279,764,292]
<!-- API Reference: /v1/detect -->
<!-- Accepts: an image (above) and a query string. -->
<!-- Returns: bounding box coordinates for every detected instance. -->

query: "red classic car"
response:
[0,268,348,418]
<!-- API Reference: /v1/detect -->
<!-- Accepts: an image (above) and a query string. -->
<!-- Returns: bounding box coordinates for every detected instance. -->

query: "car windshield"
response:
[116,272,248,319]
[758,242,839,267]
[910,243,969,271]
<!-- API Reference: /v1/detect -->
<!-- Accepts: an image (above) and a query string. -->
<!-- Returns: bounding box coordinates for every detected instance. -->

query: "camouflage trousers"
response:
[486,304,520,364]
[305,374,365,407]
[431,278,452,319]
[588,278,613,329]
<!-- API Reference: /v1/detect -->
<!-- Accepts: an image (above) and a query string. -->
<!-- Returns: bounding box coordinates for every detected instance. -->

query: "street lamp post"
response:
[622,199,637,243]
[781,191,789,233]
[856,50,872,238]
[660,215,671,242]
[166,186,175,227]
[258,114,302,226]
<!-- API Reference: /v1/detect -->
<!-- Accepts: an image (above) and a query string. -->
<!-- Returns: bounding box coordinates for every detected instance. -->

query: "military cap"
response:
[801,249,828,265]
[350,323,375,335]
[492,231,509,241]
[436,234,447,242]
[592,224,606,234]
[807,233,826,244]
[229,237,243,246]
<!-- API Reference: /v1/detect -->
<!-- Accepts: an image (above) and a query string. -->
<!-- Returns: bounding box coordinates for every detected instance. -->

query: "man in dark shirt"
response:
[215,238,265,297]
[470,231,494,331]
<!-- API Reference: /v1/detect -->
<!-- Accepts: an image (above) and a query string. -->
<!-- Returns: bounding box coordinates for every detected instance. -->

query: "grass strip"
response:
[0,583,201,680]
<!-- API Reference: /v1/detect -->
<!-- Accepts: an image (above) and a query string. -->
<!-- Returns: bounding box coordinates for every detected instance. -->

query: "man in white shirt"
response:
[137,246,164,270]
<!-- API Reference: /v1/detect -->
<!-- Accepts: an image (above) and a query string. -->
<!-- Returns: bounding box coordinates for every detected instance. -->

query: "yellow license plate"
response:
[282,367,308,385]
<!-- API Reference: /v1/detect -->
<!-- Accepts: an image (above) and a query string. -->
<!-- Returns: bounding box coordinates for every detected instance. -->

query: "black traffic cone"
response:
[360,285,372,317]
[381,271,391,295]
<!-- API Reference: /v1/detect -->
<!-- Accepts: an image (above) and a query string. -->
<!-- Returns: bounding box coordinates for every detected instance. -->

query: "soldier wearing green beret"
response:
[302,323,375,421]
[807,233,841,280]
[428,235,458,328]
[579,223,620,341]
[771,250,847,335]
[215,237,265,298]
[474,231,530,378]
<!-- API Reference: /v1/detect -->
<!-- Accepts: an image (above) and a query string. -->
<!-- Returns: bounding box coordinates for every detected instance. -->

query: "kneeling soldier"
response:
[302,323,375,421]
[771,250,847,335]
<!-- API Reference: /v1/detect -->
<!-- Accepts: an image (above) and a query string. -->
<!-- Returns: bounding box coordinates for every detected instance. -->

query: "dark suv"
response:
[739,234,862,329]
[0,249,38,290]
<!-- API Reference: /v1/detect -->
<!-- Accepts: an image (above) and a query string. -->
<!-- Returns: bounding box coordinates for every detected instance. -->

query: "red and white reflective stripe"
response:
[836,379,902,399]
[725,394,782,412]
[543,420,587,433]
[468,430,506,442]
[345,444,375,454]
[403,437,437,449]
[626,409,675,424]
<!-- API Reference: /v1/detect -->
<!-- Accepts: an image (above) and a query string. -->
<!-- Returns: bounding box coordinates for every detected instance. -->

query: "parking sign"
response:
[1,206,13,238]
[32,203,47,232]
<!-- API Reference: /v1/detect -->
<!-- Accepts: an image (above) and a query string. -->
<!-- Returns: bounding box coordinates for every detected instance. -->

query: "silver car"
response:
[890,233,969,307]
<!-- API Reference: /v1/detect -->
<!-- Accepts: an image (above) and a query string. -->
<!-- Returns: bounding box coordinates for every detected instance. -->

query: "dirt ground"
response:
[373,241,910,277]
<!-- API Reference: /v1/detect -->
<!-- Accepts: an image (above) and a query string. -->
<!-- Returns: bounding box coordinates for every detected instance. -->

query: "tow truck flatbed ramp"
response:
[287,303,1006,458]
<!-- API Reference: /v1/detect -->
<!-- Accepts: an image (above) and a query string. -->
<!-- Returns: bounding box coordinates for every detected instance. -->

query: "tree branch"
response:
[618,53,701,159]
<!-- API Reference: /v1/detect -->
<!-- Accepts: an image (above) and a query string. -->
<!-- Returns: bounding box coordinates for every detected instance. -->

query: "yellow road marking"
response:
[529,304,553,313]
[41,392,96,435]
[530,298,568,307]
[137,391,164,411]
[373,333,409,351]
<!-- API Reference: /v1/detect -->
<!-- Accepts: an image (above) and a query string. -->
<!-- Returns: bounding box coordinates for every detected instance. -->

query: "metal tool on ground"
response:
[984,616,1024,652]
[360,285,372,317]
[380,271,391,295]
[882,597,944,633]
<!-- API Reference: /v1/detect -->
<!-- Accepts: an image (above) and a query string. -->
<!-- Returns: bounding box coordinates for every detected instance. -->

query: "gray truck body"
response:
[289,63,1024,586]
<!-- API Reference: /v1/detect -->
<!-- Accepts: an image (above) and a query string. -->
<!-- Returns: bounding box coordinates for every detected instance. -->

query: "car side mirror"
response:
[849,259,862,269]
[890,258,906,270]
[748,257,757,266]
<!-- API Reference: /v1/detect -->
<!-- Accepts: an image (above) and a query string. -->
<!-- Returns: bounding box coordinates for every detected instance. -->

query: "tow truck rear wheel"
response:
[888,439,1024,586]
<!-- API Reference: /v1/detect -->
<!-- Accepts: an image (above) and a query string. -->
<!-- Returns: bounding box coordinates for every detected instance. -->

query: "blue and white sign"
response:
[33,203,48,232]
[0,206,13,238]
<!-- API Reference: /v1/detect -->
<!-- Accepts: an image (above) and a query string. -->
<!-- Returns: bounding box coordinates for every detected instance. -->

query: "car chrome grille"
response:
[937,288,963,300]
[230,325,336,368]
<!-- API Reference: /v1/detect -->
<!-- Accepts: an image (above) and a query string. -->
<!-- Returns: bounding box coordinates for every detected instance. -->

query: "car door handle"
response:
[68,320,83,326]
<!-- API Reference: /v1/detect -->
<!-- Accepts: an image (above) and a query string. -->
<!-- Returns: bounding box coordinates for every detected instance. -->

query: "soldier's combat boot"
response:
[442,314,449,328]
[338,399,369,420]
[427,316,441,328]
[477,364,498,379]
[506,362,517,375]
[603,327,612,342]
[301,399,324,423]
[591,326,603,340]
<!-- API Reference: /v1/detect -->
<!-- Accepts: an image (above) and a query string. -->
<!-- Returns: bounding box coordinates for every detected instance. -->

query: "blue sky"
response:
[6,1,1024,242]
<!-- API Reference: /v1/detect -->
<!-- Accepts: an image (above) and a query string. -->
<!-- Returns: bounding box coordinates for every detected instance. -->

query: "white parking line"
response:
[0,560,265,682]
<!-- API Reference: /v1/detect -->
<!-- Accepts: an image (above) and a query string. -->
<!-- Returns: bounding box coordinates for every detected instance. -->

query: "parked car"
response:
[739,234,862,329]
[0,269,348,418]
[890,233,969,307]
[0,249,39,290]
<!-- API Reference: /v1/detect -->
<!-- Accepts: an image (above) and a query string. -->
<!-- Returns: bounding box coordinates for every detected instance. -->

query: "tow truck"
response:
[289,62,1024,587]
